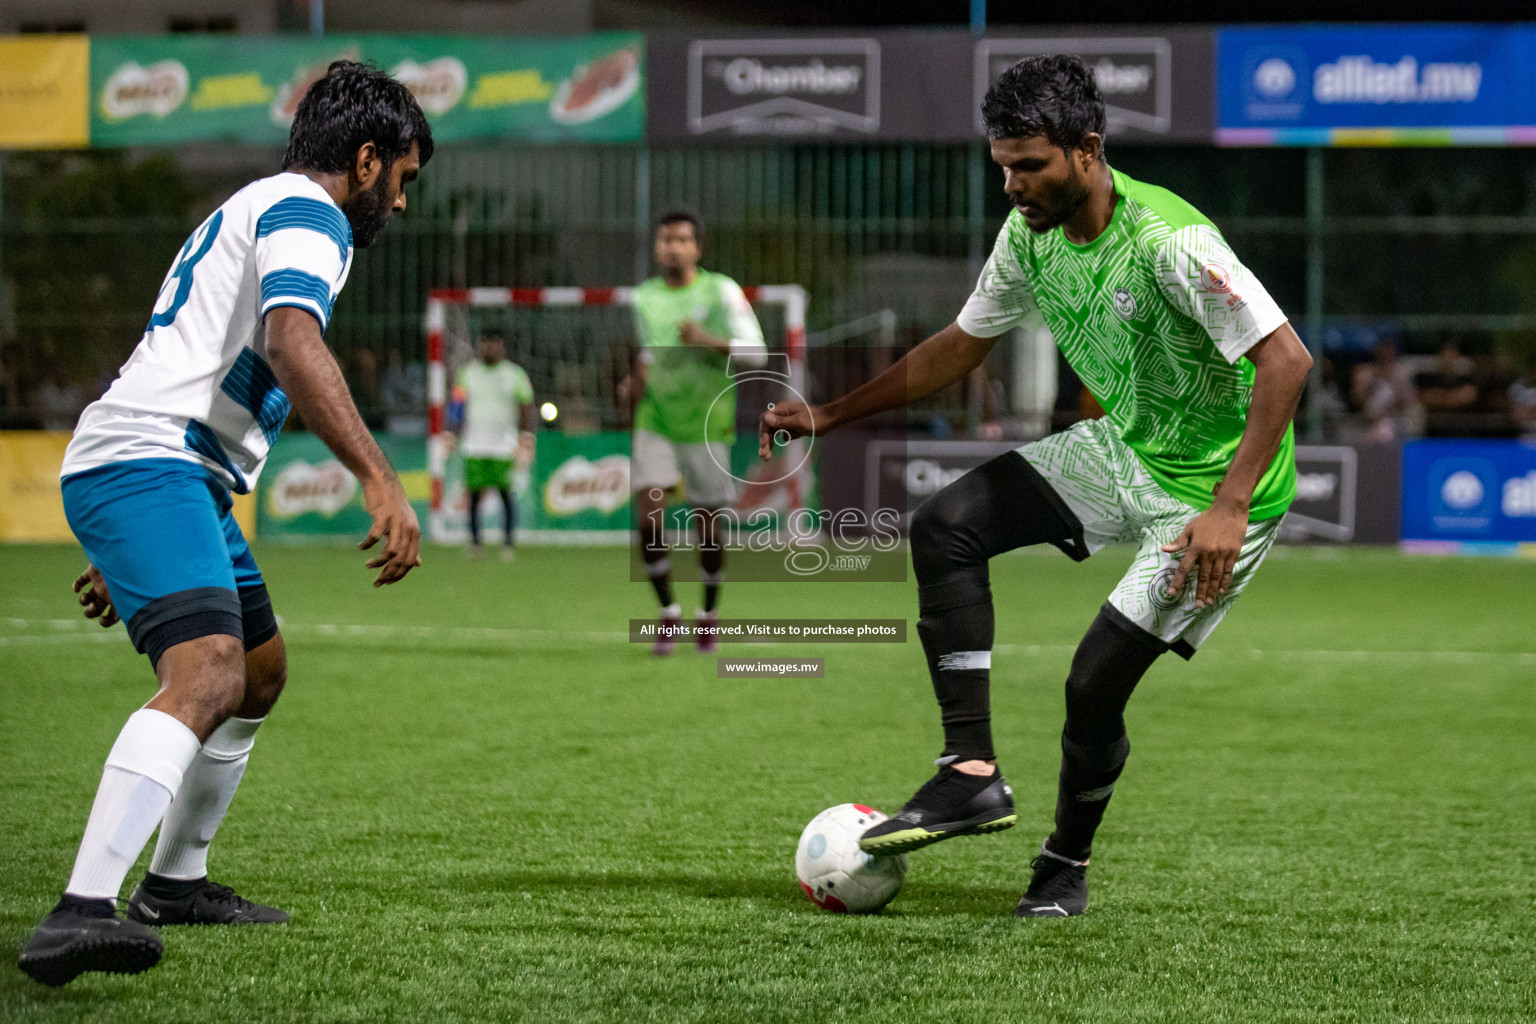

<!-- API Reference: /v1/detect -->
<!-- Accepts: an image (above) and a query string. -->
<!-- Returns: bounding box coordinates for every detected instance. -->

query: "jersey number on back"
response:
[148,211,223,330]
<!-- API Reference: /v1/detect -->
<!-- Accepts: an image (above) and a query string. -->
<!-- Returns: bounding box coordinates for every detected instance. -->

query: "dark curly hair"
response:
[981,55,1106,155]
[282,61,435,175]
[655,209,704,241]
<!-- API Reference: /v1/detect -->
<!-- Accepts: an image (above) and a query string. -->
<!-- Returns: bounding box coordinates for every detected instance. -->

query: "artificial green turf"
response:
[2,542,1534,1023]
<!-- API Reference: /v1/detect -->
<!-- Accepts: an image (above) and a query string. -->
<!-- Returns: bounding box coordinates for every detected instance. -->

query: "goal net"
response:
[425,285,810,545]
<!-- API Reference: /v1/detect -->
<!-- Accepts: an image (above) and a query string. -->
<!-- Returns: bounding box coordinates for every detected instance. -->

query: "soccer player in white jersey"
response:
[761,56,1314,918]
[452,332,536,558]
[18,62,432,987]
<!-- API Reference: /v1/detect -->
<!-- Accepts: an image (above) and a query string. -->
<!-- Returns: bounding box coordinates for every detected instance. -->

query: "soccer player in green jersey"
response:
[452,332,536,559]
[760,56,1313,917]
[620,211,766,654]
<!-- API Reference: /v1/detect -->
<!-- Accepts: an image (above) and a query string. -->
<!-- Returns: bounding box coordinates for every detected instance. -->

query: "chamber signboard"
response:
[649,28,1214,143]
[975,29,1214,143]
[687,37,881,136]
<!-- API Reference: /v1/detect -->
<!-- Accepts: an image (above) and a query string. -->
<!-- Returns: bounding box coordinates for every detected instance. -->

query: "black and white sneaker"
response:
[1014,845,1089,918]
[126,878,289,926]
[858,763,1016,854]
[17,895,163,987]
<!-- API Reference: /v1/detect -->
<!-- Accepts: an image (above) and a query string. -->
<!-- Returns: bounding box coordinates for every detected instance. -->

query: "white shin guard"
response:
[65,709,201,900]
[147,716,264,882]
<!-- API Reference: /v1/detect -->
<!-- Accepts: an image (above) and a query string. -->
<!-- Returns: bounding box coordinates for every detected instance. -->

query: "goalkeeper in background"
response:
[619,211,766,654]
[451,332,536,559]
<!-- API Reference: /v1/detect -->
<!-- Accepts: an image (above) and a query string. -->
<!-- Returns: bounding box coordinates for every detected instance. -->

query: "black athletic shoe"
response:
[858,764,1016,854]
[1014,846,1089,918]
[126,879,289,926]
[17,895,163,987]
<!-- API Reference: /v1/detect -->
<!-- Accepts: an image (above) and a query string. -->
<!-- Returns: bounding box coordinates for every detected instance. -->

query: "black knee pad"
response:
[1061,730,1130,775]
[1063,605,1167,746]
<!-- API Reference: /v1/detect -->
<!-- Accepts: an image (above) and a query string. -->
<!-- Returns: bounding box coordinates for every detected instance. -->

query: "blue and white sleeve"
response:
[254,195,353,332]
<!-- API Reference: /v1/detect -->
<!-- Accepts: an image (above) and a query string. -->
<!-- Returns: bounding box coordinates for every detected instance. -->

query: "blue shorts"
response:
[62,458,277,665]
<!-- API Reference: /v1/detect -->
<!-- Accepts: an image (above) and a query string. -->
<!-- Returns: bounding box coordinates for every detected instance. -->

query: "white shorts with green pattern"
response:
[1017,418,1284,658]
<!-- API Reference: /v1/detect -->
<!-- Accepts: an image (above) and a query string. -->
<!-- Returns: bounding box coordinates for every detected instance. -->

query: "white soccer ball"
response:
[795,803,908,914]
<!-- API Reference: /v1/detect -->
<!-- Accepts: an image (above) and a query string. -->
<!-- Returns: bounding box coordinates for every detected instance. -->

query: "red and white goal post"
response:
[425,285,809,545]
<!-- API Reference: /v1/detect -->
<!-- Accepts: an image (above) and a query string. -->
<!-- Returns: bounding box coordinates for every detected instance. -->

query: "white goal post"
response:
[424,284,809,544]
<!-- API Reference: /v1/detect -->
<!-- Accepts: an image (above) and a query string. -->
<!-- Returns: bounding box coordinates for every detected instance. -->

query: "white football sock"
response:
[148,716,263,881]
[65,709,201,900]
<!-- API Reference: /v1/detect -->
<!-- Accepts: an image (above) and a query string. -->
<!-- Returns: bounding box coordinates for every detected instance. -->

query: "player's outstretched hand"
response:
[758,399,818,461]
[360,476,422,587]
[1160,503,1248,609]
[73,564,119,628]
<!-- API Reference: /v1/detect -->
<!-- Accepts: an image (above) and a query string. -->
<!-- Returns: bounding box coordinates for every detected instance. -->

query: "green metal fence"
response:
[4,143,1536,435]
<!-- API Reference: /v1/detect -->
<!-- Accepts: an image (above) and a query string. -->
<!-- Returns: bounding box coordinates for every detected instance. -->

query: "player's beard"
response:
[1019,160,1092,234]
[342,171,395,249]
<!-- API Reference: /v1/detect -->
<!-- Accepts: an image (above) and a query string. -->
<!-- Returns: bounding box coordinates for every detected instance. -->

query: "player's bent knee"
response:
[153,631,249,732]
[241,633,288,717]
[909,483,983,579]
[1061,731,1130,774]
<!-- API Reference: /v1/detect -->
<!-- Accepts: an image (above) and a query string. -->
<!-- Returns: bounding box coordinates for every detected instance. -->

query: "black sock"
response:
[908,452,1080,763]
[917,572,996,762]
[55,893,115,916]
[700,543,724,613]
[642,541,674,608]
[1048,733,1130,862]
[498,488,515,546]
[1046,606,1164,861]
[141,871,207,901]
[467,488,483,545]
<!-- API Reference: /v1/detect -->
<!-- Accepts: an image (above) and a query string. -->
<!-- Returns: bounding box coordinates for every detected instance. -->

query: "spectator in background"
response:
[1416,341,1478,437]
[1351,338,1419,442]
[0,338,24,424]
[1512,357,1536,441]
[1314,357,1350,440]
[31,367,89,432]
[347,347,385,430]
[382,350,427,435]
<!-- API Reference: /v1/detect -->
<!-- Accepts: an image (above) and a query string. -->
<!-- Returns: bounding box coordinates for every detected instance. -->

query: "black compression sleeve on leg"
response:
[1063,605,1165,746]
[498,488,515,545]
[467,488,483,545]
[911,452,1084,762]
[239,585,279,652]
[700,545,723,613]
[1047,604,1164,861]
[640,506,673,608]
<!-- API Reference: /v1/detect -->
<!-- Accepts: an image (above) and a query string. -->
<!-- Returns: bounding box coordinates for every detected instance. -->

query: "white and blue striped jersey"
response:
[62,172,354,494]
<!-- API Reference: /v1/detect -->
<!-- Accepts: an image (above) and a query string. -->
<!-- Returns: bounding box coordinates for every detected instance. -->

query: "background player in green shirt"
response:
[760,56,1314,918]
[453,332,536,559]
[619,211,766,654]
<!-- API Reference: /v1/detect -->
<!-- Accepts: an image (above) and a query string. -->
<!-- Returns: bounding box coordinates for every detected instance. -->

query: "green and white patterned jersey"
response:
[958,167,1295,520]
[633,269,764,444]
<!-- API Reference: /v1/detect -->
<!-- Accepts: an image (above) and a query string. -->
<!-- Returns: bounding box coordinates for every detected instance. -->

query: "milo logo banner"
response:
[433,431,635,545]
[90,33,644,147]
[258,432,431,540]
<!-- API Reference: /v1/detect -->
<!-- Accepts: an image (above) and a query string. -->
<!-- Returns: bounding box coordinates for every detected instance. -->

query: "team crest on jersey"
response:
[1112,287,1138,320]
[1200,263,1232,294]
[1149,566,1185,610]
